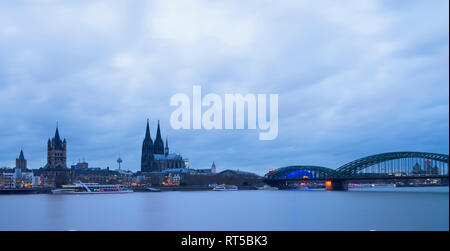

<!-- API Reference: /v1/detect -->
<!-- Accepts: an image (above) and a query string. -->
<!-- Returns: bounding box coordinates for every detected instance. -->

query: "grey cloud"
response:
[0,0,448,175]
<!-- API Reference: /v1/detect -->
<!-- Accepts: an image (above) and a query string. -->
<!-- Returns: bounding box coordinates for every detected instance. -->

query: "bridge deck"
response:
[265,175,449,182]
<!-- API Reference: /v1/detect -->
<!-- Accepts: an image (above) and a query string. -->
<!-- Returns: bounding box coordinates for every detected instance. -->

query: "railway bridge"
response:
[263,152,449,191]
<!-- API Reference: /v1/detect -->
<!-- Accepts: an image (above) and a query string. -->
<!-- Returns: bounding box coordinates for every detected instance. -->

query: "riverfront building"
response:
[69,165,134,185]
[193,162,217,175]
[0,150,40,188]
[0,167,40,189]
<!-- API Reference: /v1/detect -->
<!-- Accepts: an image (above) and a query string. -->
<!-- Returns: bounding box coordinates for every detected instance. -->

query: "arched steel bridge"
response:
[336,152,449,176]
[264,152,449,190]
[266,165,337,180]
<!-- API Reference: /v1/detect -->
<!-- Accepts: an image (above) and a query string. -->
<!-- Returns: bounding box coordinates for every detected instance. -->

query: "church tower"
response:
[211,162,216,174]
[154,120,165,155]
[141,119,155,172]
[46,126,67,169]
[16,149,27,171]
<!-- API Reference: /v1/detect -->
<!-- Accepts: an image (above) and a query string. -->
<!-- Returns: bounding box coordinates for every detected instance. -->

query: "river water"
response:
[0,187,448,231]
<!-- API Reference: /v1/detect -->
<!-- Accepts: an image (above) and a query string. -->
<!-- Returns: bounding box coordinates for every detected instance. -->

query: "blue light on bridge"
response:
[277,169,315,179]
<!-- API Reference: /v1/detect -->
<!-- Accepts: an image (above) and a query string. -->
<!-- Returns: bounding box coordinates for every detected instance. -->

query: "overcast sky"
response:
[0,0,448,175]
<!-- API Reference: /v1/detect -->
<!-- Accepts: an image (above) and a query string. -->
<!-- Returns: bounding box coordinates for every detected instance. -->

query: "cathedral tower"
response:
[154,120,165,155]
[141,119,154,172]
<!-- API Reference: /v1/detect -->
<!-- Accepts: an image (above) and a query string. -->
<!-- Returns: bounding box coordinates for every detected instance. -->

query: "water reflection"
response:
[0,187,448,231]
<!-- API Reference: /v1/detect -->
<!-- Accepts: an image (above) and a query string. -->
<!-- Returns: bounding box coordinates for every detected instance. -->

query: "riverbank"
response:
[0,185,260,194]
[0,188,51,195]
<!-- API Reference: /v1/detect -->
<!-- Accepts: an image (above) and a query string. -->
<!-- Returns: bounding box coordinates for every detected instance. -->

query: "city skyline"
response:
[0,0,449,175]
[1,120,449,176]
[0,120,191,171]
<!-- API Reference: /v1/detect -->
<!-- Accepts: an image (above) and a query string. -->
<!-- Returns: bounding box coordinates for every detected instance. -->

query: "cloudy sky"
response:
[0,0,448,175]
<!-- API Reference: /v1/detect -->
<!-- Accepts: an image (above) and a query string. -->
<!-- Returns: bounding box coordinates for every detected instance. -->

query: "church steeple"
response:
[141,119,154,172]
[154,120,165,154]
[211,161,216,174]
[145,119,152,141]
[156,120,162,140]
[51,125,66,151]
[165,137,169,156]
[19,149,25,160]
[54,127,61,142]
[16,149,27,171]
[142,118,154,146]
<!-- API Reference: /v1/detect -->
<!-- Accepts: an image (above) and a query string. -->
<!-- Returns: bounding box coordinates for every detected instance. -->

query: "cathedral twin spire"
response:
[141,119,171,172]
[143,119,168,156]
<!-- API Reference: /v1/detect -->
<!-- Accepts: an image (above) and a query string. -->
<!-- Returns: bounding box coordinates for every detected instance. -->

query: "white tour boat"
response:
[51,181,133,194]
[213,185,238,191]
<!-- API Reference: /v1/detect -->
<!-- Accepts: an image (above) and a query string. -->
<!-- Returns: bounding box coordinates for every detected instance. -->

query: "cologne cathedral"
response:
[141,119,185,172]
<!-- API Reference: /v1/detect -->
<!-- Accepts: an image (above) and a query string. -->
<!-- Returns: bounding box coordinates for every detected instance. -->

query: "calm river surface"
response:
[0,187,448,231]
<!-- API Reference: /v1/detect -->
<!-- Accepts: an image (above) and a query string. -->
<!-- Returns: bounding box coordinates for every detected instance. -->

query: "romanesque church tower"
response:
[46,127,67,169]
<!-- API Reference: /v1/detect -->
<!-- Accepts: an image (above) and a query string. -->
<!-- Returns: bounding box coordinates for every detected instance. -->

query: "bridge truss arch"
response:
[264,165,337,180]
[336,152,449,176]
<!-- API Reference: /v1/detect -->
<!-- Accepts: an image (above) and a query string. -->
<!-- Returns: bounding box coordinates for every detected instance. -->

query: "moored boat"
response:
[145,187,161,192]
[213,185,238,191]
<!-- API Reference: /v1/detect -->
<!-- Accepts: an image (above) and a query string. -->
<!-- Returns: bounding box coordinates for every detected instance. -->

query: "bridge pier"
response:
[326,180,348,191]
